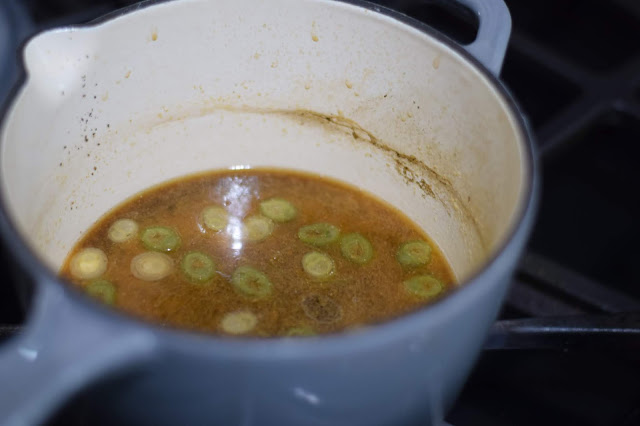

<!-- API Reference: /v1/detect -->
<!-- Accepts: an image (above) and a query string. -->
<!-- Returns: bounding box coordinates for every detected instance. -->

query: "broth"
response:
[61,169,456,337]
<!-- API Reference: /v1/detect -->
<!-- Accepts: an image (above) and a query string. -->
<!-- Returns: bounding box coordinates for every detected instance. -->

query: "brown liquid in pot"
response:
[60,169,456,337]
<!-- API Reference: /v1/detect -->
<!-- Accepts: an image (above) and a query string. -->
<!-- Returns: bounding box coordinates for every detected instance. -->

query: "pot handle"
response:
[454,0,512,75]
[0,281,156,426]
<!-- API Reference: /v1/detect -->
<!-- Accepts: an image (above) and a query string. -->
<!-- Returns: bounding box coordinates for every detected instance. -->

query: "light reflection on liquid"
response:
[201,175,260,256]
[220,176,257,218]
[227,217,244,252]
[228,164,252,171]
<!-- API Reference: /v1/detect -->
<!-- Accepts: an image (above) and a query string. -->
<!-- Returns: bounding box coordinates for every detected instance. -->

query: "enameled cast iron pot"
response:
[0,0,537,424]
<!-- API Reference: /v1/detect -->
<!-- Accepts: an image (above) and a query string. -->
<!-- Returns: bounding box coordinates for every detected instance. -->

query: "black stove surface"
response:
[2,1,640,425]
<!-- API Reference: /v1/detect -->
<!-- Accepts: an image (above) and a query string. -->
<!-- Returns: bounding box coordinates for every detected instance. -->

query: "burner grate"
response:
[507,0,640,73]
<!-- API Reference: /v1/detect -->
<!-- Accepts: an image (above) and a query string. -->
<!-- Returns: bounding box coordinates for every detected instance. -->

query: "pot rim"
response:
[0,0,539,358]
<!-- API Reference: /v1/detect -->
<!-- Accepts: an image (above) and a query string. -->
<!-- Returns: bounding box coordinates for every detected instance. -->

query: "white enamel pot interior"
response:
[0,0,537,425]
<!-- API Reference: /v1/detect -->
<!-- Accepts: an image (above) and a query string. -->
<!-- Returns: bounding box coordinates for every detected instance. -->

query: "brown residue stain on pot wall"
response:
[317,110,481,250]
[286,110,440,196]
[432,55,441,70]
[271,109,484,249]
[311,21,319,42]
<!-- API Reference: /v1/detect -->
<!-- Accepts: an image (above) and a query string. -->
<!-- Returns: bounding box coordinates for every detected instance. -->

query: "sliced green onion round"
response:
[260,198,297,223]
[70,248,108,280]
[243,215,274,242]
[181,251,216,284]
[340,233,373,264]
[131,252,173,281]
[108,219,138,243]
[302,251,335,280]
[140,226,181,252]
[298,223,340,246]
[396,241,432,267]
[231,266,273,299]
[403,275,444,299]
[221,310,258,335]
[86,279,116,305]
[201,206,229,232]
[302,294,342,323]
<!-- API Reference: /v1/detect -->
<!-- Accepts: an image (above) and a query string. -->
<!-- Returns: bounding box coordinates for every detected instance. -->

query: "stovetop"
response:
[2,1,640,425]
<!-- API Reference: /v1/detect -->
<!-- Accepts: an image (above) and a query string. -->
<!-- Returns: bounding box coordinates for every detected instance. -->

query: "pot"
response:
[0,0,537,424]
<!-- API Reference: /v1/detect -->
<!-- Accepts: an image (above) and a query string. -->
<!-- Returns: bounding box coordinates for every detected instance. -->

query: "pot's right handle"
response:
[454,0,512,75]
[0,281,157,426]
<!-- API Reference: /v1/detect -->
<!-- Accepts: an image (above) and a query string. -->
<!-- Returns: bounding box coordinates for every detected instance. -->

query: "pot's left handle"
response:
[0,281,157,426]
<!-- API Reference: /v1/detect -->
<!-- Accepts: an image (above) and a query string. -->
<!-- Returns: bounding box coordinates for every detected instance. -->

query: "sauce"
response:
[61,169,456,337]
